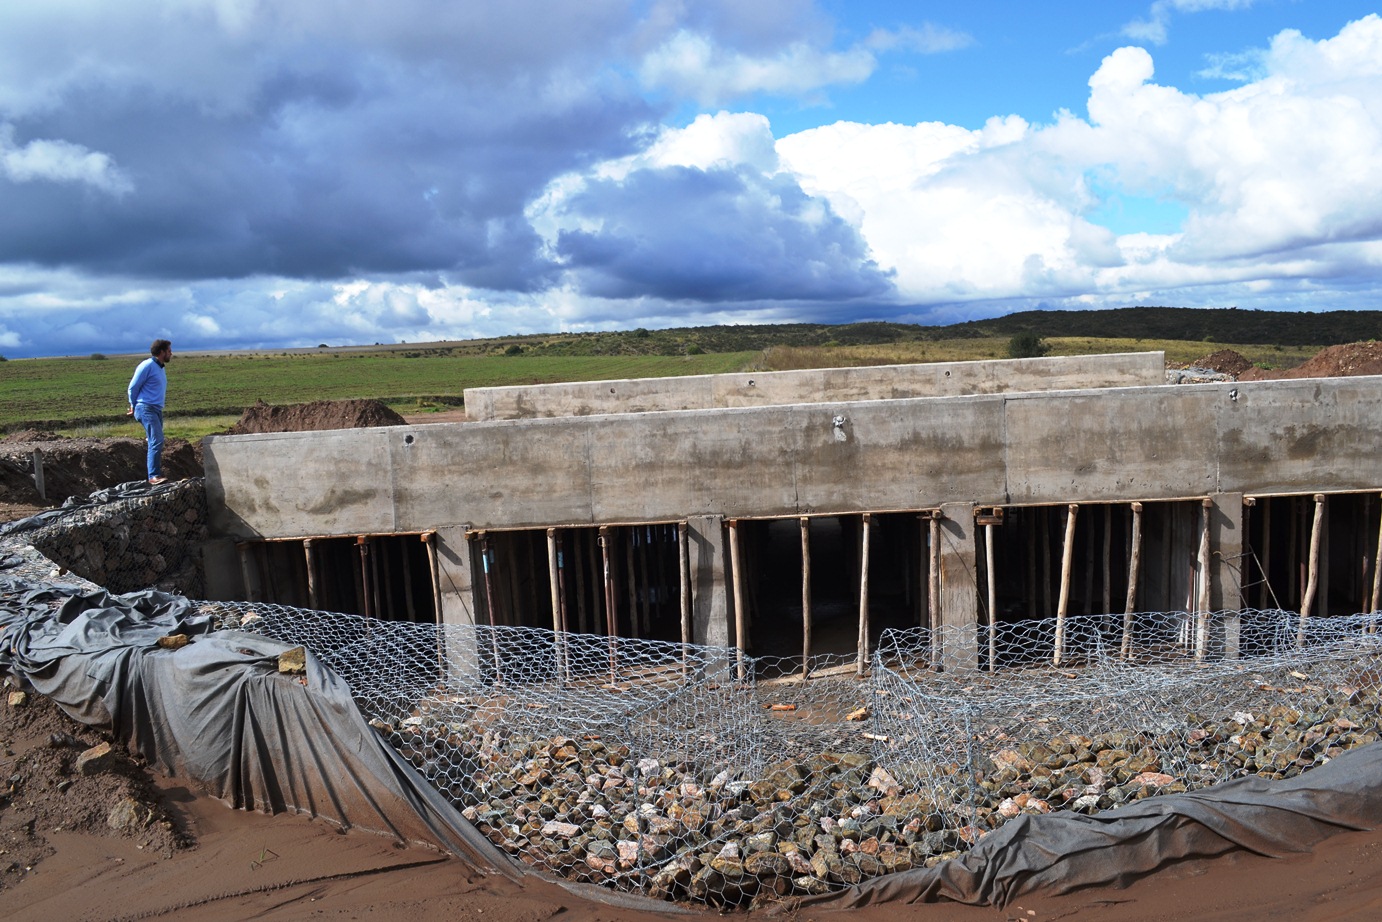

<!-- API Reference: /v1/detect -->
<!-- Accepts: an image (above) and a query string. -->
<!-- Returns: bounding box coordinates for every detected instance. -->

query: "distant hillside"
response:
[483,307,1381,357]
[944,307,1382,347]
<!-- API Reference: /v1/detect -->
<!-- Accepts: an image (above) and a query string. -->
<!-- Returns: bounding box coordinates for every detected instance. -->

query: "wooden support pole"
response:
[1260,498,1273,610]
[1195,498,1212,661]
[1042,510,1054,617]
[1102,505,1113,615]
[801,517,812,683]
[236,542,259,603]
[1299,493,1326,646]
[303,539,320,610]
[547,528,567,683]
[423,532,441,623]
[1083,519,1095,616]
[678,522,691,673]
[400,539,417,621]
[1026,510,1037,618]
[1121,503,1143,659]
[637,526,651,636]
[857,513,872,676]
[477,532,504,683]
[985,520,997,672]
[31,449,45,501]
[1370,492,1382,627]
[1359,496,1369,616]
[1053,504,1078,666]
[546,529,561,622]
[380,538,396,620]
[729,519,747,680]
[421,532,445,677]
[599,526,617,682]
[356,537,374,619]
[1282,497,1293,605]
[928,513,941,670]
[573,529,589,634]
[624,528,639,639]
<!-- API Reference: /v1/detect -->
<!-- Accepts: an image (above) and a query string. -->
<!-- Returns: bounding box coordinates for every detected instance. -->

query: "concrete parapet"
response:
[464,352,1166,420]
[205,375,1382,541]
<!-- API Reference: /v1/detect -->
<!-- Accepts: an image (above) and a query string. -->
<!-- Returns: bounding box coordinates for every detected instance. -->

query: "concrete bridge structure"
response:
[200,352,1382,671]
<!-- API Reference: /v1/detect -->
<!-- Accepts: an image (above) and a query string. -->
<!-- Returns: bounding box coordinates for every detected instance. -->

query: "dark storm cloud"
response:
[0,5,681,290]
[0,55,653,287]
[554,165,894,302]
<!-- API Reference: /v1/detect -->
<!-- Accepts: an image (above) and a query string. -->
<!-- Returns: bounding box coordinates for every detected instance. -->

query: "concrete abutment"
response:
[199,354,1382,672]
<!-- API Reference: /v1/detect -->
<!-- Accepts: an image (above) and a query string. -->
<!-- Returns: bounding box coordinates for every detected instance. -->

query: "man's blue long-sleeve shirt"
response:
[127,357,168,408]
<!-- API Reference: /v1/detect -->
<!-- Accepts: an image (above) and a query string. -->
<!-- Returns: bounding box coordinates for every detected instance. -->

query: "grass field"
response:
[0,334,1322,441]
[0,349,757,437]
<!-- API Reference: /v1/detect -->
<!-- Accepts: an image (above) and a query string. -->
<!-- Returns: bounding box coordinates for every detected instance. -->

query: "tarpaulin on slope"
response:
[0,579,520,881]
[5,575,1382,911]
[806,737,1382,910]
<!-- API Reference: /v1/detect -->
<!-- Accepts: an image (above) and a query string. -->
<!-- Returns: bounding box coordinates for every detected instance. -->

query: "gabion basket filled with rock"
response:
[209,600,1382,909]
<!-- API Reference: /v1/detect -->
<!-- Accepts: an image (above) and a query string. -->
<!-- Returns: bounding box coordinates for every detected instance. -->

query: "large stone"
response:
[77,741,115,775]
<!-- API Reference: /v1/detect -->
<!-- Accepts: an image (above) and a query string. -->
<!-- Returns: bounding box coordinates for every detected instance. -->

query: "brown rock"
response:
[77,741,115,775]
[278,646,307,674]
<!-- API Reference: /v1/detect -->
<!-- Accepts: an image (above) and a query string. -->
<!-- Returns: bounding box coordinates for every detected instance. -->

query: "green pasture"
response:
[0,333,1323,442]
[0,350,756,438]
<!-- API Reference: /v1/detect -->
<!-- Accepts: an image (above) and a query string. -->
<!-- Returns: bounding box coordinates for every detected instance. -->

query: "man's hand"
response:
[126,406,134,416]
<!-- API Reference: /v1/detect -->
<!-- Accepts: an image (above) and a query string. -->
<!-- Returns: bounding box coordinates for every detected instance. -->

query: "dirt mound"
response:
[0,437,201,506]
[0,689,192,893]
[1187,349,1254,377]
[1,430,65,443]
[226,398,407,435]
[1240,341,1382,381]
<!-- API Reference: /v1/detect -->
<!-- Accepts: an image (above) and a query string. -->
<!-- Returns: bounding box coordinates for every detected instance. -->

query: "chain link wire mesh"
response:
[205,601,1382,909]
[875,610,1382,861]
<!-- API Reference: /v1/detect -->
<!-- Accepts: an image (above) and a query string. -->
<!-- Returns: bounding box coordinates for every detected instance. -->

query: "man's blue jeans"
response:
[133,403,164,480]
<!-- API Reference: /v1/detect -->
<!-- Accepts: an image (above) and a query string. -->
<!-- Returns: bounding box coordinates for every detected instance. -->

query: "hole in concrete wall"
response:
[729,512,933,675]
[469,523,687,641]
[976,501,1208,665]
[1245,492,1381,618]
[238,535,437,622]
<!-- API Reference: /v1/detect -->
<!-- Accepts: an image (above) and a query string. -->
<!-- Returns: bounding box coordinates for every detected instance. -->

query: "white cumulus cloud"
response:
[776,15,1382,306]
[0,124,132,194]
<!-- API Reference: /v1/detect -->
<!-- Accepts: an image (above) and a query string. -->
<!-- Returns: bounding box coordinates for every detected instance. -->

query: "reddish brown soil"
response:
[1187,349,1254,377]
[5,686,1382,922]
[0,690,190,898]
[0,432,201,507]
[226,398,407,435]
[1239,340,1382,380]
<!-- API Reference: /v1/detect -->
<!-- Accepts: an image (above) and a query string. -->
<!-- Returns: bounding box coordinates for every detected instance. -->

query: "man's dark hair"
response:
[151,339,172,356]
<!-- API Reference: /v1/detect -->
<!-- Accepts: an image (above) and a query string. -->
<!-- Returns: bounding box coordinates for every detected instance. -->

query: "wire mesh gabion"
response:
[205,601,1382,909]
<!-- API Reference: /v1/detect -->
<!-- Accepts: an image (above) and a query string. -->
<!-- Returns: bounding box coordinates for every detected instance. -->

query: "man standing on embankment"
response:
[126,339,173,485]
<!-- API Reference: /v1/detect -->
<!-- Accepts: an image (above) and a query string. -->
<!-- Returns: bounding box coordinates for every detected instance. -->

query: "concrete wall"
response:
[205,376,1382,541]
[205,376,1382,539]
[463,352,1166,420]
[202,374,1382,646]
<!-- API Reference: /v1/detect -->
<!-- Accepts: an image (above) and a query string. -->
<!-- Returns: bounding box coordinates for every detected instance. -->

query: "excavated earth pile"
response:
[226,398,407,434]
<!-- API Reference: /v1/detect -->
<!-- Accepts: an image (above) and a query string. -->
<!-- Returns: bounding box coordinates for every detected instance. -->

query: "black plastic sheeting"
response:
[0,478,181,538]
[805,741,1382,909]
[0,579,520,881]
[3,575,1382,911]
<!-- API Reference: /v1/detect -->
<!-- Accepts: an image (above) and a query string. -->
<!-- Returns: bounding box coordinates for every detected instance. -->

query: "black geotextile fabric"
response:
[806,737,1382,910]
[0,579,520,881]
[0,478,181,538]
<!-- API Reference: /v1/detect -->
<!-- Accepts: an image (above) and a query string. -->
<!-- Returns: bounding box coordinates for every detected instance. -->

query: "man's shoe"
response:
[149,476,168,485]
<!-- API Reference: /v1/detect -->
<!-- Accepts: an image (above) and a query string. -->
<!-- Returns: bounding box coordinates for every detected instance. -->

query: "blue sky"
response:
[1,1,1380,357]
